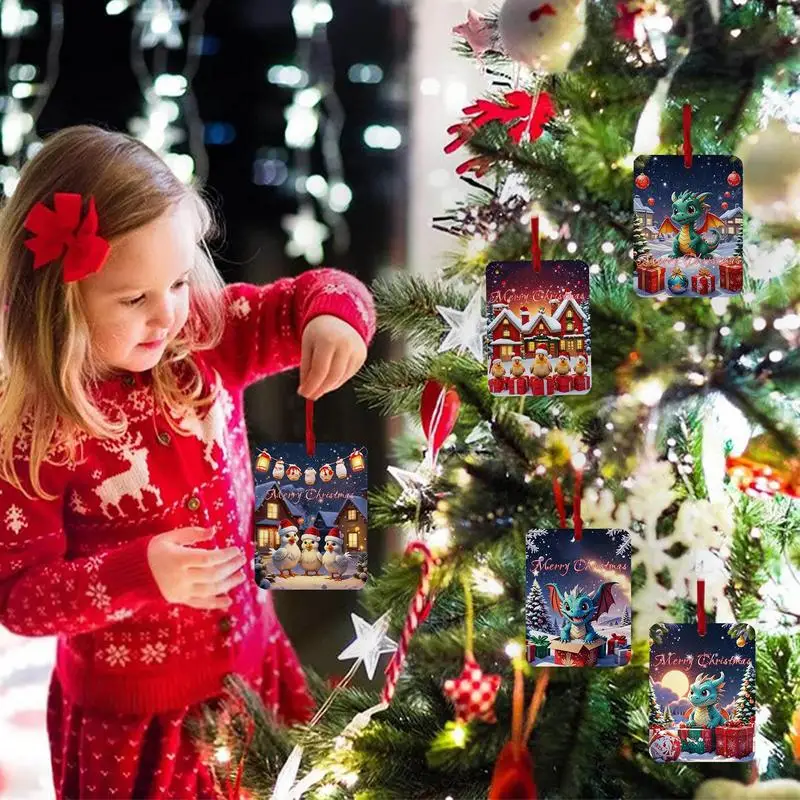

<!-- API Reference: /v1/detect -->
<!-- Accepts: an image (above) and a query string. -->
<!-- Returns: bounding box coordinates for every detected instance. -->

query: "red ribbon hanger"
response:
[531,215,541,272]
[682,103,693,169]
[305,399,315,457]
[697,578,706,636]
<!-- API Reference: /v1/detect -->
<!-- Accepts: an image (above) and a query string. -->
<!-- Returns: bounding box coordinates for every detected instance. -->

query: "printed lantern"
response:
[273,459,285,480]
[721,201,728,210]
[647,197,655,207]
[320,463,334,482]
[727,170,741,187]
[635,173,650,190]
[349,449,365,473]
[724,191,731,198]
[305,467,316,485]
[286,464,301,481]
[255,450,271,472]
[335,458,347,479]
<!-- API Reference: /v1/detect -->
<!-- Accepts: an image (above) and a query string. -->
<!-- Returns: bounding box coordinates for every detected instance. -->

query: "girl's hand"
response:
[147,527,247,611]
[298,315,367,400]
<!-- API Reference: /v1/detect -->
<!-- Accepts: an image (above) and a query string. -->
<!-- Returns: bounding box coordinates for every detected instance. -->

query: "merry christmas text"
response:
[531,557,628,577]
[653,652,752,669]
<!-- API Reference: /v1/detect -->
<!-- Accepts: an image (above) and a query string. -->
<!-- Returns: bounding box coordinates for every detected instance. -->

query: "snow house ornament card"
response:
[252,443,368,590]
[633,155,744,298]
[486,260,591,396]
[648,623,756,763]
[525,528,631,667]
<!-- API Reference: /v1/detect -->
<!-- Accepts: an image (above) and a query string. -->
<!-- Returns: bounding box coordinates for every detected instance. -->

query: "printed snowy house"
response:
[310,510,339,534]
[720,206,743,238]
[253,481,306,549]
[335,496,368,552]
[634,195,658,239]
[549,636,604,667]
[489,293,587,361]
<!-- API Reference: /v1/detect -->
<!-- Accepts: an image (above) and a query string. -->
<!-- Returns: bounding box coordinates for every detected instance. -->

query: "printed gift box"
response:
[716,721,755,759]
[691,266,716,295]
[678,726,716,754]
[527,635,551,660]
[615,644,632,665]
[719,256,744,293]
[607,633,627,656]
[636,256,666,294]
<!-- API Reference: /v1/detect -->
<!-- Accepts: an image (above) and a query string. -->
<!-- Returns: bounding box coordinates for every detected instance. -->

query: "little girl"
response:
[0,126,376,799]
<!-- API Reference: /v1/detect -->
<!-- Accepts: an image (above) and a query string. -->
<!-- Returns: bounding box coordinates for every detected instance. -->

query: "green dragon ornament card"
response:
[526,528,632,667]
[648,623,756,763]
[634,155,744,298]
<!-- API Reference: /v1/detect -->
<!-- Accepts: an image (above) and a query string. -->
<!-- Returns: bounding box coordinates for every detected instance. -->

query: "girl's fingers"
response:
[183,595,232,611]
[182,546,242,569]
[315,348,350,400]
[300,339,335,399]
[298,335,315,395]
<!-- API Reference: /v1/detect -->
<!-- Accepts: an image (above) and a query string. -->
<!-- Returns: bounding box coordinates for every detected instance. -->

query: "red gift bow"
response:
[445,90,556,156]
[23,193,111,283]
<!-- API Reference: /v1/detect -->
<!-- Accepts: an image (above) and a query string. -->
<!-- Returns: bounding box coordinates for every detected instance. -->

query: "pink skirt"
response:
[47,627,313,799]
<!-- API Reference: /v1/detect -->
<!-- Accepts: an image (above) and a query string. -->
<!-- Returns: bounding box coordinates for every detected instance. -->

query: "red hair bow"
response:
[23,193,111,283]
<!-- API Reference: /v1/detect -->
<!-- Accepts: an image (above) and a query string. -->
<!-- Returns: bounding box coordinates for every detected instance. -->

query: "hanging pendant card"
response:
[486,260,592,396]
[252,443,368,590]
[634,155,744,297]
[648,622,756,763]
[525,528,631,667]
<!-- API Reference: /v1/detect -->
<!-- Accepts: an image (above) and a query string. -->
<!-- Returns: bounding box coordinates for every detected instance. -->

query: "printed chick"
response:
[271,519,301,578]
[299,526,324,576]
[322,527,350,580]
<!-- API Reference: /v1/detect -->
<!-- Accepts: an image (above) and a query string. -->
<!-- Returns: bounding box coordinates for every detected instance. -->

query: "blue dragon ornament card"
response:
[634,155,744,298]
[648,623,756,763]
[525,528,632,667]
[251,443,368,590]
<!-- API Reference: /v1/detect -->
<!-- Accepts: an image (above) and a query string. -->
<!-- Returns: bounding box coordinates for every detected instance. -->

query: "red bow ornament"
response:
[23,193,111,283]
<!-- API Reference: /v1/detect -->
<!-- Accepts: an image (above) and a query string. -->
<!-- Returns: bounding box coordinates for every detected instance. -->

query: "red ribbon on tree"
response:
[420,380,460,465]
[444,90,556,175]
[683,103,693,169]
[697,578,706,636]
[23,193,111,283]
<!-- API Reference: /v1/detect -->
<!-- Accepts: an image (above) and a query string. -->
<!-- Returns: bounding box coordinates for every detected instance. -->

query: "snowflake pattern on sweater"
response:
[0,269,375,716]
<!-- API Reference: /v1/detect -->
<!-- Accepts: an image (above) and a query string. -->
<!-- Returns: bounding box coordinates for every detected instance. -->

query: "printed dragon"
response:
[686,672,728,729]
[658,190,725,258]
[545,582,617,643]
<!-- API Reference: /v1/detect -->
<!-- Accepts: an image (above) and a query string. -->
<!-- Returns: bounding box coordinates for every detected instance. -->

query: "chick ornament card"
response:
[252,443,368,590]
[648,623,756,763]
[486,255,592,396]
[633,106,744,298]
[525,528,632,667]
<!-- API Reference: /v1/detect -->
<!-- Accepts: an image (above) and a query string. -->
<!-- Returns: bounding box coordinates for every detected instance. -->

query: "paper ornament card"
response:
[633,155,744,297]
[252,443,368,590]
[525,528,631,667]
[648,623,756,763]
[486,260,591,396]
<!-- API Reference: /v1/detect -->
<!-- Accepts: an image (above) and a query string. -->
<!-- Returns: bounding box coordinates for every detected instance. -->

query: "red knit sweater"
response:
[0,269,375,715]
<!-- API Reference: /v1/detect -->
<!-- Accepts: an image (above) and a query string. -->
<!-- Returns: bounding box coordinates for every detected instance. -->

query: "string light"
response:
[450,721,467,747]
[505,641,523,659]
[126,0,212,183]
[1,1,64,195]
[214,745,231,763]
[472,565,505,596]
[274,0,353,264]
[753,317,767,331]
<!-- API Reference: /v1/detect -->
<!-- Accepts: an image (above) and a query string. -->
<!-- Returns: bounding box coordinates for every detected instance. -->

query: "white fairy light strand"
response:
[125,0,211,183]
[277,0,352,265]
[0,0,64,196]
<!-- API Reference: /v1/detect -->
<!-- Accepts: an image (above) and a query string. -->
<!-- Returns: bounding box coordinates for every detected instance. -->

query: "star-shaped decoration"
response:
[443,656,502,723]
[282,205,329,265]
[436,288,484,363]
[136,0,187,49]
[387,463,435,508]
[338,612,397,680]
[451,9,496,57]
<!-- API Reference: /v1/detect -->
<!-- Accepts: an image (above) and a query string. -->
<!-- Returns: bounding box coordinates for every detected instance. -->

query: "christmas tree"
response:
[648,680,666,729]
[664,706,675,726]
[194,0,800,796]
[623,606,631,626]
[734,662,757,725]
[526,577,558,638]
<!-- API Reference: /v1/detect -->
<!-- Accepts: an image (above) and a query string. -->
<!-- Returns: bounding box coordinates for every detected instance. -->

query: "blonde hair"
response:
[0,125,228,501]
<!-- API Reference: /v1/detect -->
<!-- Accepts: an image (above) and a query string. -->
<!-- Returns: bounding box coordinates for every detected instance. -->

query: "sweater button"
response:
[186,496,201,511]
[218,616,232,633]
[122,374,136,387]
[156,431,171,446]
